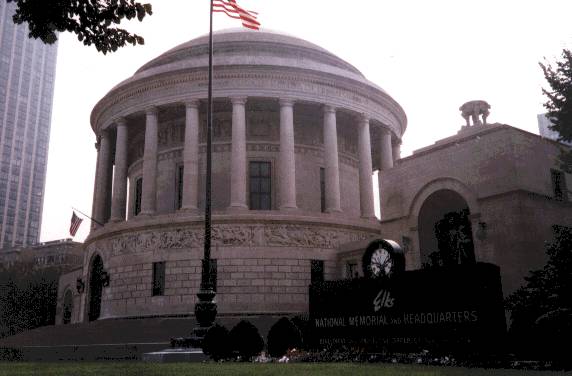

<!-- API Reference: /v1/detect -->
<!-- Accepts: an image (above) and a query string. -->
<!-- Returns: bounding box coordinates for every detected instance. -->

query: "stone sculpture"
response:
[459,100,490,126]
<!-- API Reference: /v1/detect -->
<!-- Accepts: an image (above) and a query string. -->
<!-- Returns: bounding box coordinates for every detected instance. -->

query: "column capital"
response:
[379,126,391,136]
[360,113,370,124]
[323,105,336,114]
[145,106,158,116]
[230,96,247,105]
[279,98,295,107]
[99,129,110,139]
[184,100,199,109]
[114,117,127,127]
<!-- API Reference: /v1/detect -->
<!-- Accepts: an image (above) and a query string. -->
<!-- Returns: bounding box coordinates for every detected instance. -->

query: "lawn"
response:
[0,363,568,376]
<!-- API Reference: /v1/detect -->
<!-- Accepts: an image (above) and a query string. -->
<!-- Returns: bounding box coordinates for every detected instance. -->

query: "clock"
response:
[362,239,405,279]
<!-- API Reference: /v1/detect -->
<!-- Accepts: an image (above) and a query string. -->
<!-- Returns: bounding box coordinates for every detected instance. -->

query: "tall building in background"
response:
[0,2,58,249]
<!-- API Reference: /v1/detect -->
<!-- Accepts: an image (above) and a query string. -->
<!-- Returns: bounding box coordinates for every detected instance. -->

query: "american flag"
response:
[69,212,83,237]
[213,0,260,30]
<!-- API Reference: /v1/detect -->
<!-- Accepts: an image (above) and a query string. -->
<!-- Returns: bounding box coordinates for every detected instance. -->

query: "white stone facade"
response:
[64,29,405,322]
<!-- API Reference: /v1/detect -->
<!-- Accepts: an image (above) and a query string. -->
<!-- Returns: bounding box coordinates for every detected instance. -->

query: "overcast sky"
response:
[39,0,572,243]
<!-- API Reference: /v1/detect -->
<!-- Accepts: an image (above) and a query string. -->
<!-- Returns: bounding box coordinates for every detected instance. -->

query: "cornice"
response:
[91,68,407,138]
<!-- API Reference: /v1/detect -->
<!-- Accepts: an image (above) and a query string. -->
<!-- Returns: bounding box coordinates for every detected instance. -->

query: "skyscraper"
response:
[0,2,57,249]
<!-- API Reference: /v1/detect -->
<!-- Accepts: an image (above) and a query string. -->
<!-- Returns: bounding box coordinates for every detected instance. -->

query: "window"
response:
[176,165,184,210]
[311,260,324,283]
[551,169,568,201]
[320,167,326,213]
[249,161,271,210]
[134,177,143,215]
[152,262,166,296]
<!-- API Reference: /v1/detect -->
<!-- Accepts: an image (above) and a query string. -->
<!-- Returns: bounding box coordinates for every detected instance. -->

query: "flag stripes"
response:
[69,212,83,237]
[213,0,260,30]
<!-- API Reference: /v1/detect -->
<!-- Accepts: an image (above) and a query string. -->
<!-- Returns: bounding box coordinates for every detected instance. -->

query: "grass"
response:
[0,363,569,376]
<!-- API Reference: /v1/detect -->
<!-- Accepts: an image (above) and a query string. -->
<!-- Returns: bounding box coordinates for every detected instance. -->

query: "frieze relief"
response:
[88,224,374,256]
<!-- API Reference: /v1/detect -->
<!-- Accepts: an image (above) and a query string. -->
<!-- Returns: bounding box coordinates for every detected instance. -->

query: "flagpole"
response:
[189,0,217,348]
[71,206,104,227]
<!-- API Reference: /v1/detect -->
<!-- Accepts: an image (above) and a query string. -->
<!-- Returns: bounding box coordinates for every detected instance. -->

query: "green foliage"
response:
[6,0,153,54]
[0,262,59,338]
[229,320,264,361]
[267,317,302,358]
[540,49,572,172]
[202,323,232,361]
[505,225,572,364]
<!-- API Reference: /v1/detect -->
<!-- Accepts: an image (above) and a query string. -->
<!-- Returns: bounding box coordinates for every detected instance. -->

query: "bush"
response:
[202,324,232,361]
[267,317,302,358]
[229,320,264,361]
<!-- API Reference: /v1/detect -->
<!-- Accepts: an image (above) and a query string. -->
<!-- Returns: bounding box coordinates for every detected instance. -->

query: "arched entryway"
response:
[88,254,104,321]
[418,189,475,267]
[62,289,73,324]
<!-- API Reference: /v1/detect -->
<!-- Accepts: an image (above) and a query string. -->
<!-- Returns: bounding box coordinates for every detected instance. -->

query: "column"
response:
[323,105,341,212]
[94,131,112,226]
[358,115,375,218]
[392,142,401,164]
[90,139,101,230]
[379,128,394,170]
[378,128,394,220]
[181,101,199,210]
[279,99,297,210]
[141,107,158,215]
[229,97,248,210]
[110,118,128,222]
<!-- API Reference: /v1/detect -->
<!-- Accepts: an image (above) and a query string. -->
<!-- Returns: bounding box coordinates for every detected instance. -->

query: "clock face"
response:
[370,247,393,278]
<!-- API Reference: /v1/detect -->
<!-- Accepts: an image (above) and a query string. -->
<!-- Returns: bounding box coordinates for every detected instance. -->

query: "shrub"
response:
[267,317,302,358]
[229,320,264,361]
[202,324,231,361]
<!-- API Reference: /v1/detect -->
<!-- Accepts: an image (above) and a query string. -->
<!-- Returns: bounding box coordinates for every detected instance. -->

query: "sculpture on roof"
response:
[459,100,490,126]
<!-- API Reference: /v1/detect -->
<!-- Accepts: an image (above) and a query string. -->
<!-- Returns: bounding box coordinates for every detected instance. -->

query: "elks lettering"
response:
[373,289,394,311]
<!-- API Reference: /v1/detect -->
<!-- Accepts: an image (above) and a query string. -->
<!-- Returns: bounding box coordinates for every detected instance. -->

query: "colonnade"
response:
[91,98,396,227]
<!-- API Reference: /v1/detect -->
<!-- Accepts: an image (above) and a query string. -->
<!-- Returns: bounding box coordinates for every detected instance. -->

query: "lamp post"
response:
[189,0,217,348]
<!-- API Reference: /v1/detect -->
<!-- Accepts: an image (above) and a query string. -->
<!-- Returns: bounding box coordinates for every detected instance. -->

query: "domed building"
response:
[58,29,406,323]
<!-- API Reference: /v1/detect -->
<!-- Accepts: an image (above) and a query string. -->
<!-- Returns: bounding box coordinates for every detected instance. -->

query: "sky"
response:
[39,0,572,243]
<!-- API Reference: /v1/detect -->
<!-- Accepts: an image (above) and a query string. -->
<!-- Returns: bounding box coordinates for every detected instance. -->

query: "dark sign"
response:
[309,262,506,353]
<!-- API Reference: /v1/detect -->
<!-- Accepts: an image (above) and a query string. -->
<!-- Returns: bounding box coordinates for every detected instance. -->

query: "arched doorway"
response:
[418,189,475,267]
[88,255,104,321]
[62,289,73,324]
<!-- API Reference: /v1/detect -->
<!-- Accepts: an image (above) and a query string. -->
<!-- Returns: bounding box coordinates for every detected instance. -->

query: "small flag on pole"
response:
[213,0,260,30]
[69,212,83,237]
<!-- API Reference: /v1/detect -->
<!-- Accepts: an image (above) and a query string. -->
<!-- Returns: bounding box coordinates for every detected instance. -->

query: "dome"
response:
[135,28,366,82]
[91,28,406,135]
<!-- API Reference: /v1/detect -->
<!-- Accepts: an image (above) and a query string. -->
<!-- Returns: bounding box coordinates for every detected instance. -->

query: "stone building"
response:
[0,238,82,270]
[376,121,572,295]
[55,29,571,326]
[58,29,406,323]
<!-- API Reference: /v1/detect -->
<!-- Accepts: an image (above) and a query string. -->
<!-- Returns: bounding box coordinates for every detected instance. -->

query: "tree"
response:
[6,0,152,54]
[505,225,572,366]
[0,262,59,338]
[540,49,572,172]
